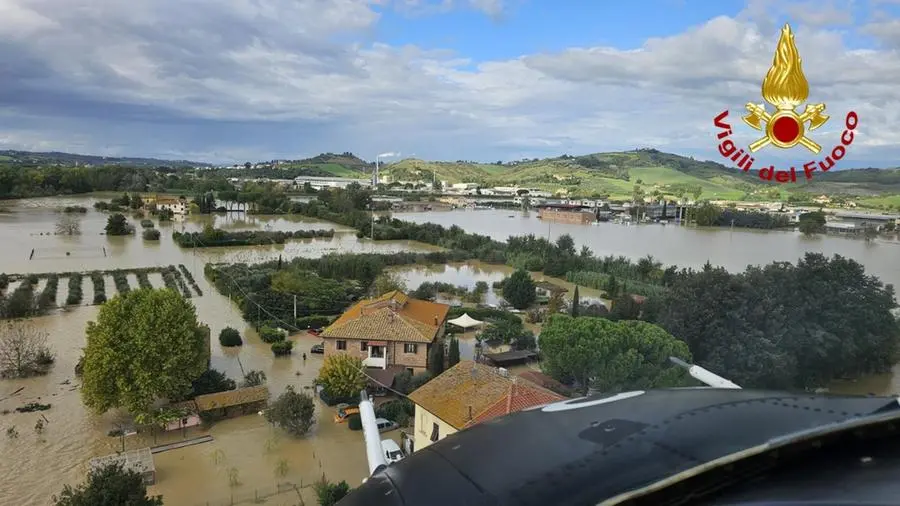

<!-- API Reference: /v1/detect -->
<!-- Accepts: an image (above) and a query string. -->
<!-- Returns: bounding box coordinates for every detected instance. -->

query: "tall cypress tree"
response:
[571,286,580,317]
[448,337,460,367]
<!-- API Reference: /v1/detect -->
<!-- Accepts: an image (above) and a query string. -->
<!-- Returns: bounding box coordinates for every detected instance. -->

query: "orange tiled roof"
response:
[321,290,449,344]
[407,361,564,430]
[470,380,565,426]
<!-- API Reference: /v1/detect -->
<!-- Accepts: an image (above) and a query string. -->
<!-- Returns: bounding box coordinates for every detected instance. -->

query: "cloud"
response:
[1,0,899,167]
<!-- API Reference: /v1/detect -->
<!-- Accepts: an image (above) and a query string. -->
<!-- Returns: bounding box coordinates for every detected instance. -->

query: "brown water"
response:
[0,196,436,505]
[2,198,899,505]
[395,208,900,288]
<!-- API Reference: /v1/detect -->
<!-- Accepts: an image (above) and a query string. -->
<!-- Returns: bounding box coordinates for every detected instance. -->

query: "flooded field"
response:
[0,196,436,505]
[2,196,899,504]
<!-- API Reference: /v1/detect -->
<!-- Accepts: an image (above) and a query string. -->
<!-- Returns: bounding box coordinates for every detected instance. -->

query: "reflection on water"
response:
[395,208,900,289]
[0,196,439,275]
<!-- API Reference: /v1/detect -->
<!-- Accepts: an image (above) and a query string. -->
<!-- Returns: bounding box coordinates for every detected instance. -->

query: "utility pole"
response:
[293,294,297,320]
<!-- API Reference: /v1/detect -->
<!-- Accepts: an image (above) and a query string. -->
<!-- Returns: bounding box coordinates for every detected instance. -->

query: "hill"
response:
[0,150,210,168]
[382,149,760,200]
[276,152,373,177]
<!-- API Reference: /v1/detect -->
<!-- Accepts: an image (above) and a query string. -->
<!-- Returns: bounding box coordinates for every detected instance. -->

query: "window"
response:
[361,341,368,352]
[406,368,414,375]
[430,422,440,442]
[404,343,418,354]
[370,346,384,358]
[336,340,346,350]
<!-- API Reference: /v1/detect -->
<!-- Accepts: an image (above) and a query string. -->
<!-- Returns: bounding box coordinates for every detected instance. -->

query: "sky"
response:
[2,0,900,166]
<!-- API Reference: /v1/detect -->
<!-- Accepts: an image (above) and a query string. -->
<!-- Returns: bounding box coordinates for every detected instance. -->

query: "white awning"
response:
[447,313,484,329]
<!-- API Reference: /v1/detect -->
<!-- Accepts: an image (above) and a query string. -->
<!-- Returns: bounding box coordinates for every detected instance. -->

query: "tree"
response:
[428,340,445,376]
[265,385,316,436]
[502,269,536,309]
[609,293,641,321]
[129,193,144,210]
[655,253,900,389]
[105,214,131,236]
[55,214,81,235]
[555,234,575,256]
[219,327,242,347]
[539,314,692,395]
[313,476,351,506]
[570,286,580,317]
[141,229,160,241]
[81,289,209,415]
[317,354,367,399]
[448,337,460,367]
[371,272,407,296]
[52,462,163,506]
[190,369,236,397]
[0,322,54,378]
[798,219,821,236]
[242,370,267,387]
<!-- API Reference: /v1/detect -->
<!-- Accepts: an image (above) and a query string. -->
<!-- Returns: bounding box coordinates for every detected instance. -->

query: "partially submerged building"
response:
[194,385,269,420]
[89,447,156,485]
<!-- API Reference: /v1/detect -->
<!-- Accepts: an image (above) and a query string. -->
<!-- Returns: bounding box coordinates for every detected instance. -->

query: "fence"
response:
[195,481,316,506]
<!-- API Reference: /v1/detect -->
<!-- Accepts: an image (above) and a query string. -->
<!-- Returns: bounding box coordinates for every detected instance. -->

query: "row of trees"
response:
[540,253,900,393]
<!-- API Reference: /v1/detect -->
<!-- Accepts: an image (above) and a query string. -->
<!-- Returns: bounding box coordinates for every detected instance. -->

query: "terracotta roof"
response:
[516,370,573,397]
[408,361,564,430]
[194,386,269,412]
[322,290,449,344]
[471,379,565,426]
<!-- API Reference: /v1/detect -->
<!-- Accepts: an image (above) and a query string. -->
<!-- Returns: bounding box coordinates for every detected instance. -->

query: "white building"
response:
[157,197,189,215]
[293,176,372,190]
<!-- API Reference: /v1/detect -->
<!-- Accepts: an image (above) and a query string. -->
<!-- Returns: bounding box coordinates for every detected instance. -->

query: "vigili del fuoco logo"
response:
[712,24,859,183]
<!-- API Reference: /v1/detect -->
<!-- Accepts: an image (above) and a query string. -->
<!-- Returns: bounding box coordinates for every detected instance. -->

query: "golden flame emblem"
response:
[742,24,830,153]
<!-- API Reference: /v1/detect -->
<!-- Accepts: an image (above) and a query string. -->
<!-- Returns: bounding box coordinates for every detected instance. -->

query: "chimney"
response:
[468,405,473,421]
[433,315,438,325]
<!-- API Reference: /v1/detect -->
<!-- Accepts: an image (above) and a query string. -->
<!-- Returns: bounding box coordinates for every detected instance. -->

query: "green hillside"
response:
[381,149,759,200]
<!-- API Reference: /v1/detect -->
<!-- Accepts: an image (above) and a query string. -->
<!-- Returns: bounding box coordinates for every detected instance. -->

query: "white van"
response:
[381,439,404,464]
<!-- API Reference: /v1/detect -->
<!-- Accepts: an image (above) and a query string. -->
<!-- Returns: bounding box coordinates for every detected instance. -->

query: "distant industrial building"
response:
[293,176,372,190]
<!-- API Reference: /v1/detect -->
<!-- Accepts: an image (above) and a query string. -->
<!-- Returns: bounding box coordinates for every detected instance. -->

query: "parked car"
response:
[310,342,324,354]
[375,418,399,433]
[334,405,360,423]
[381,439,405,464]
[308,327,324,336]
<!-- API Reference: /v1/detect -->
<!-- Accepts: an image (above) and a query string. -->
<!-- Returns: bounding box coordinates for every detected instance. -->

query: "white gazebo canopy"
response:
[447,313,484,330]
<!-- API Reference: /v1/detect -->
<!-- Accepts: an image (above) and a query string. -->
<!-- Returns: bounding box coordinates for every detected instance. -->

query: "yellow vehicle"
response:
[334,405,360,423]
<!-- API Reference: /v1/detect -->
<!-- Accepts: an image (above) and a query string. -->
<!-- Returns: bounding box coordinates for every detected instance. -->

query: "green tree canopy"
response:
[105,213,131,236]
[370,272,407,296]
[270,269,351,310]
[317,354,367,399]
[52,462,163,506]
[81,289,209,415]
[447,337,461,367]
[428,340,444,376]
[502,269,536,309]
[570,286,580,317]
[265,385,316,436]
[539,314,692,394]
[655,253,900,389]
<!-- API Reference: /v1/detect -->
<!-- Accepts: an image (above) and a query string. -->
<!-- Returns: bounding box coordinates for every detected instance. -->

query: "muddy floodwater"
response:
[0,196,439,506]
[1,197,900,504]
